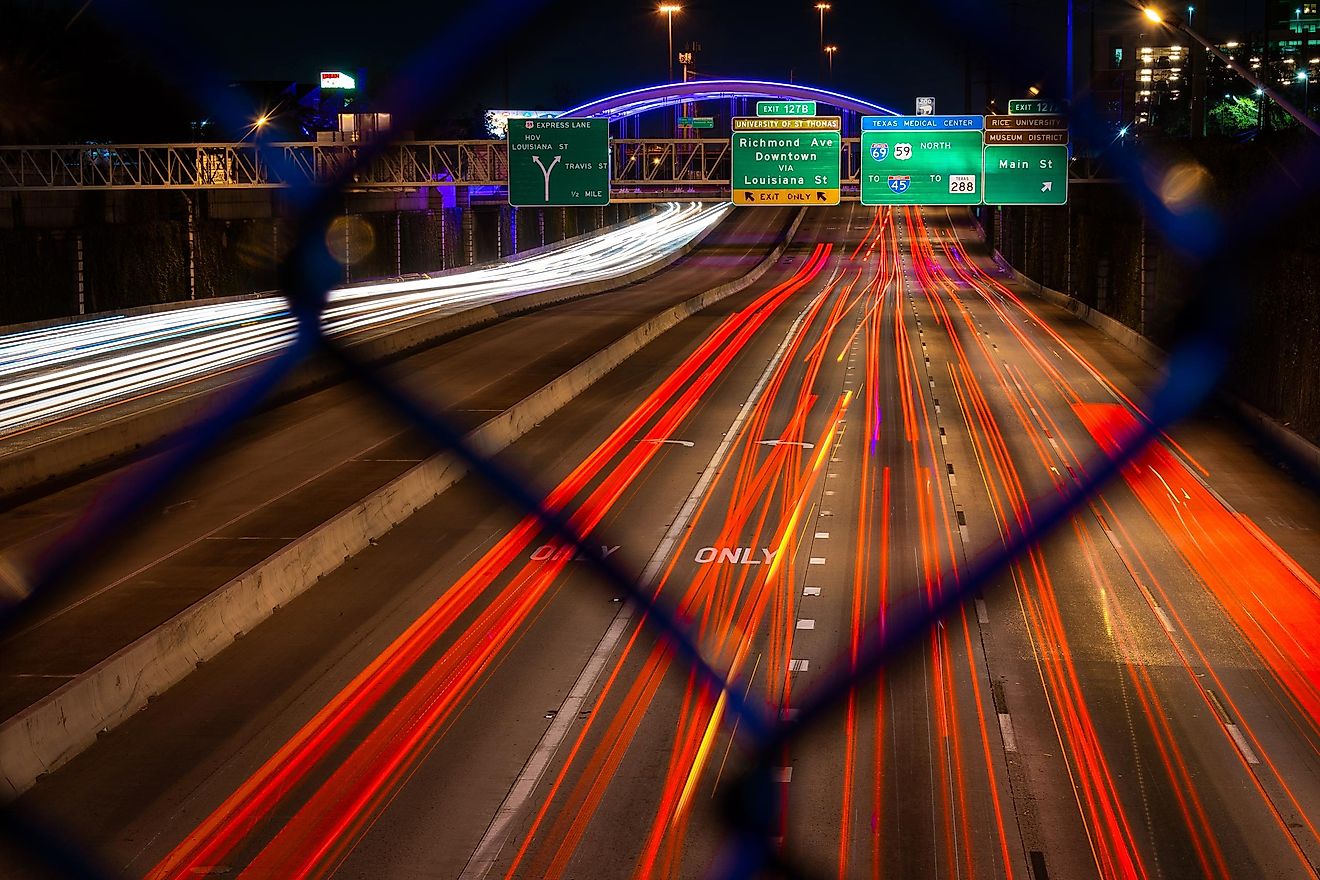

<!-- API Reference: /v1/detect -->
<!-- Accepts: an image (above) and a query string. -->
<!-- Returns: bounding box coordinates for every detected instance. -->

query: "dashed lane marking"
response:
[1226,723,1261,765]
[998,713,1019,752]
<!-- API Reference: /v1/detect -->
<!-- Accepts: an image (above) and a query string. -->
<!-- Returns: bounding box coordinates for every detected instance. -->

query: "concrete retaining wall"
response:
[0,208,805,798]
[994,252,1320,486]
[0,207,706,496]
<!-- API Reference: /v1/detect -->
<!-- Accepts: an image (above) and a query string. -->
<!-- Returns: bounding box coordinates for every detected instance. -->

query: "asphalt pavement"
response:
[4,203,1320,880]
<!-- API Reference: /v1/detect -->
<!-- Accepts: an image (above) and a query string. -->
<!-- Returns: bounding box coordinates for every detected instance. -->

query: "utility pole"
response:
[964,40,973,113]
[1067,0,1075,101]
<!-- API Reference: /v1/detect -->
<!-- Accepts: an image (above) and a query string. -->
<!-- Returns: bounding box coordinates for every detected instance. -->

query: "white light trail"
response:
[0,202,728,437]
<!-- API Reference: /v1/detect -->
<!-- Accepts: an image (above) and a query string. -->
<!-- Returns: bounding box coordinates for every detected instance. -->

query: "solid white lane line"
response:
[460,268,823,880]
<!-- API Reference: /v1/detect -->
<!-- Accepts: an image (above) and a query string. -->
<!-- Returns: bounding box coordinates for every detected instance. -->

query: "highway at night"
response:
[4,203,1320,878]
[0,202,726,439]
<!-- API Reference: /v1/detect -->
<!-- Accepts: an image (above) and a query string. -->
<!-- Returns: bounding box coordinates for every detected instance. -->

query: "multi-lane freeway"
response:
[3,203,1320,879]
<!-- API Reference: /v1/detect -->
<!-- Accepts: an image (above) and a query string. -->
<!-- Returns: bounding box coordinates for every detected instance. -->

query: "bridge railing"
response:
[0,141,515,190]
[0,138,865,192]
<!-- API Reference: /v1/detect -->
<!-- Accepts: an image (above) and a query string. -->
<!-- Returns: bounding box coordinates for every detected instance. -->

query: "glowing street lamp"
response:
[244,113,272,141]
[824,44,838,78]
[658,4,681,83]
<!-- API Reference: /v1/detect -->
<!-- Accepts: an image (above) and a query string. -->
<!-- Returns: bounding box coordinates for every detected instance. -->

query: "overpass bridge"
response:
[0,80,891,199]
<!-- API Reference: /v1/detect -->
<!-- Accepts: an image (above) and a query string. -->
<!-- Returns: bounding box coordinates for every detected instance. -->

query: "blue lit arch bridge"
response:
[0,80,905,201]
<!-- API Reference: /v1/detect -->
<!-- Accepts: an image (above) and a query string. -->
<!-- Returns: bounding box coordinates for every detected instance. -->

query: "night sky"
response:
[0,0,1277,141]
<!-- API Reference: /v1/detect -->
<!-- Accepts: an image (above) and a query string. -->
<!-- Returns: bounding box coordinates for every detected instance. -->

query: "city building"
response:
[1091,2,1319,137]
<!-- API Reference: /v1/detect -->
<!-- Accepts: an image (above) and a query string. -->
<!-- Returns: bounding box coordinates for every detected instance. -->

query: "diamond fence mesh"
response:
[3,1,1320,878]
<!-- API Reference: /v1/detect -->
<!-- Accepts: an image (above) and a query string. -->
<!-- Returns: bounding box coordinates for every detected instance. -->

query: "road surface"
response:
[4,204,1320,880]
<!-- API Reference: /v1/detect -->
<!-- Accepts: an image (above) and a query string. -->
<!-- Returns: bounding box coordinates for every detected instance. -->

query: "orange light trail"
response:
[150,243,833,880]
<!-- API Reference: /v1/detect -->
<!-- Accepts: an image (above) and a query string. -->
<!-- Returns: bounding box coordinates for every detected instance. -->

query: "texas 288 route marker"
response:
[731,116,841,206]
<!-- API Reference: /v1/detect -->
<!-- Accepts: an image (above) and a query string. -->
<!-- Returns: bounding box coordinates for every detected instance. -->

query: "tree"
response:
[1208,96,1259,135]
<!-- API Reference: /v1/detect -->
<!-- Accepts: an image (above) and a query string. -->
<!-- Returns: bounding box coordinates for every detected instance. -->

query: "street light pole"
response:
[1143,7,1320,138]
[825,44,837,79]
[659,4,681,82]
[815,3,831,78]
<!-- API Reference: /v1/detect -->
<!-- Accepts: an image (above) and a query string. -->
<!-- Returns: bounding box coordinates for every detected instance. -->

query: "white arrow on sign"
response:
[1041,181,1054,192]
[532,154,561,201]
[760,439,815,449]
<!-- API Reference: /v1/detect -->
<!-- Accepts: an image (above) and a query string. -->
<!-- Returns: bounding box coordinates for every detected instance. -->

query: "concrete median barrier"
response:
[0,207,804,798]
[0,206,693,497]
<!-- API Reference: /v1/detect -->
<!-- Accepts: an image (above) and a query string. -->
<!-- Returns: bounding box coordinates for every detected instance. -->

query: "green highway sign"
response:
[679,116,715,128]
[860,130,983,206]
[1008,98,1068,115]
[983,145,1069,205]
[756,100,817,117]
[507,118,610,207]
[731,116,840,205]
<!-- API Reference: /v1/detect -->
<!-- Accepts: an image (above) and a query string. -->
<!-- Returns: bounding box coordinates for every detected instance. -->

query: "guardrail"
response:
[0,138,867,192]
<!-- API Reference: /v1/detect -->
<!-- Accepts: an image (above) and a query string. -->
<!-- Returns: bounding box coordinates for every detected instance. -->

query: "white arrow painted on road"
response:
[760,439,815,449]
[640,438,694,447]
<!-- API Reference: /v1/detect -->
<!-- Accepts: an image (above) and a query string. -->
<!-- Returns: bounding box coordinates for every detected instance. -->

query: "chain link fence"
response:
[3,1,1320,877]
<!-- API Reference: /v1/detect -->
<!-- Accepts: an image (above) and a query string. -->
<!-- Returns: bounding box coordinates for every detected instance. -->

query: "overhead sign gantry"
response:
[982,113,1069,205]
[855,108,1070,207]
[731,115,841,206]
[860,115,984,206]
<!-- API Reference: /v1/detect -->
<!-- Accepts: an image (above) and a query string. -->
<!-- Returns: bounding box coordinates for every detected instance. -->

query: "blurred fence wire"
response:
[4,1,1320,878]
